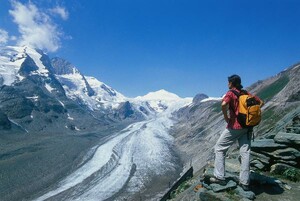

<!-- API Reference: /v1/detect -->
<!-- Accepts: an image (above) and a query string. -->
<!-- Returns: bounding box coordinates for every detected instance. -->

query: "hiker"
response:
[210,74,263,191]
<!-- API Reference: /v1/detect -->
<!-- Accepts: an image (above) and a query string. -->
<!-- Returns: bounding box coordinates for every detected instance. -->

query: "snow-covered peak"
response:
[132,89,192,114]
[50,56,127,110]
[0,45,50,86]
[85,76,125,100]
[135,89,181,101]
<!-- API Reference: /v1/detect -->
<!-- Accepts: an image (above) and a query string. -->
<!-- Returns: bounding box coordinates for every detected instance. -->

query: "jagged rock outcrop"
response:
[250,114,300,174]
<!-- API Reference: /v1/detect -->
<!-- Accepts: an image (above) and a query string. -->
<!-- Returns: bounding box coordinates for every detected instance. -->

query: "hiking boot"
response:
[239,183,250,191]
[209,176,227,186]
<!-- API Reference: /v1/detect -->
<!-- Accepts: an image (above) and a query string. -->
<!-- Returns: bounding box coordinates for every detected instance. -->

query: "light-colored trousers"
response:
[213,128,251,185]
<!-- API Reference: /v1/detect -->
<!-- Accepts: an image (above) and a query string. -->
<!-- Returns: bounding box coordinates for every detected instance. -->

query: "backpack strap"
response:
[230,90,240,98]
[229,90,240,115]
[230,89,248,98]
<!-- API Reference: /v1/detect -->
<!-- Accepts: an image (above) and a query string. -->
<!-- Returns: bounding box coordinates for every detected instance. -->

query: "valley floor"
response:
[0,125,125,201]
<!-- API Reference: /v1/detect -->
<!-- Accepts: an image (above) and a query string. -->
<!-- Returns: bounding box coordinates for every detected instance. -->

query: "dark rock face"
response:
[192,93,209,104]
[0,86,34,119]
[101,84,116,97]
[0,109,11,130]
[51,57,76,75]
[116,101,134,119]
[19,56,39,76]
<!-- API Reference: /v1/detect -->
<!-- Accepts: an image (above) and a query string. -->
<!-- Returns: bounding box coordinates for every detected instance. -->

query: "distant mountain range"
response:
[0,46,193,135]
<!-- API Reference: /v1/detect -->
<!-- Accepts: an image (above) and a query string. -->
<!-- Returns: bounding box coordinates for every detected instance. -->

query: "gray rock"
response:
[210,180,237,193]
[250,159,266,170]
[202,181,212,190]
[285,126,300,134]
[251,151,270,164]
[274,132,300,145]
[251,151,270,167]
[270,147,300,160]
[251,139,287,151]
[274,159,298,166]
[199,189,231,201]
[234,186,256,200]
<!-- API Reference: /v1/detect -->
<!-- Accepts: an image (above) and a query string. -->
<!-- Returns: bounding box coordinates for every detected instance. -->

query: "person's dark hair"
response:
[228,74,243,90]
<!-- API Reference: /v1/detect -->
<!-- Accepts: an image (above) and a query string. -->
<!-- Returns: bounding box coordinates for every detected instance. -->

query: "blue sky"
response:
[1,0,300,98]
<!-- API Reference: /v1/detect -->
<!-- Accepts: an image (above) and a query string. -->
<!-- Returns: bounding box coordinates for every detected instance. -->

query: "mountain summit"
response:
[136,89,182,101]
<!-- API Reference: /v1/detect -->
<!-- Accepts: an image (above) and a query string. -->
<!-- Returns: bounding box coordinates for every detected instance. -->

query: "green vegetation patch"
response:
[256,75,290,102]
[283,168,300,182]
[170,180,192,199]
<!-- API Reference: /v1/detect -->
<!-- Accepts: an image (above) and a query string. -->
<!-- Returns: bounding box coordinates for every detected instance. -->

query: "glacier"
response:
[34,93,192,201]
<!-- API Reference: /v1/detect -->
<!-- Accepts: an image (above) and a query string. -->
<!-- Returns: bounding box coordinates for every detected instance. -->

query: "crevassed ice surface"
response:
[35,97,192,201]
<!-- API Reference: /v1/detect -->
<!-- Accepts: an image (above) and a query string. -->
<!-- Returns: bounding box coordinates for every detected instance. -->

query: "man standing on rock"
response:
[210,74,263,191]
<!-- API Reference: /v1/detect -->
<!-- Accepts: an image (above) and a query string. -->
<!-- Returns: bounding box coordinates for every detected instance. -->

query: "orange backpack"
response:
[231,90,262,128]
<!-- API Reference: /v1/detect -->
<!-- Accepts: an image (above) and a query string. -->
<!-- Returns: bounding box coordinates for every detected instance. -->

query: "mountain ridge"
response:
[0,45,194,135]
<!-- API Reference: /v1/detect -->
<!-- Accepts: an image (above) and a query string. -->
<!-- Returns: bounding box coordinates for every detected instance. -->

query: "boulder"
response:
[210,180,237,193]
[250,160,266,170]
[270,163,295,175]
[251,151,270,164]
[234,186,256,200]
[274,159,298,166]
[251,139,287,152]
[199,188,230,201]
[274,132,300,145]
[270,147,300,160]
[285,127,300,134]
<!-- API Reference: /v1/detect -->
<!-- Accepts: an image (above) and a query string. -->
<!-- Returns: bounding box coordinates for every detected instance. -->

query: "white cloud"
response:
[49,6,69,20]
[10,35,17,41]
[9,0,66,52]
[0,29,9,45]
